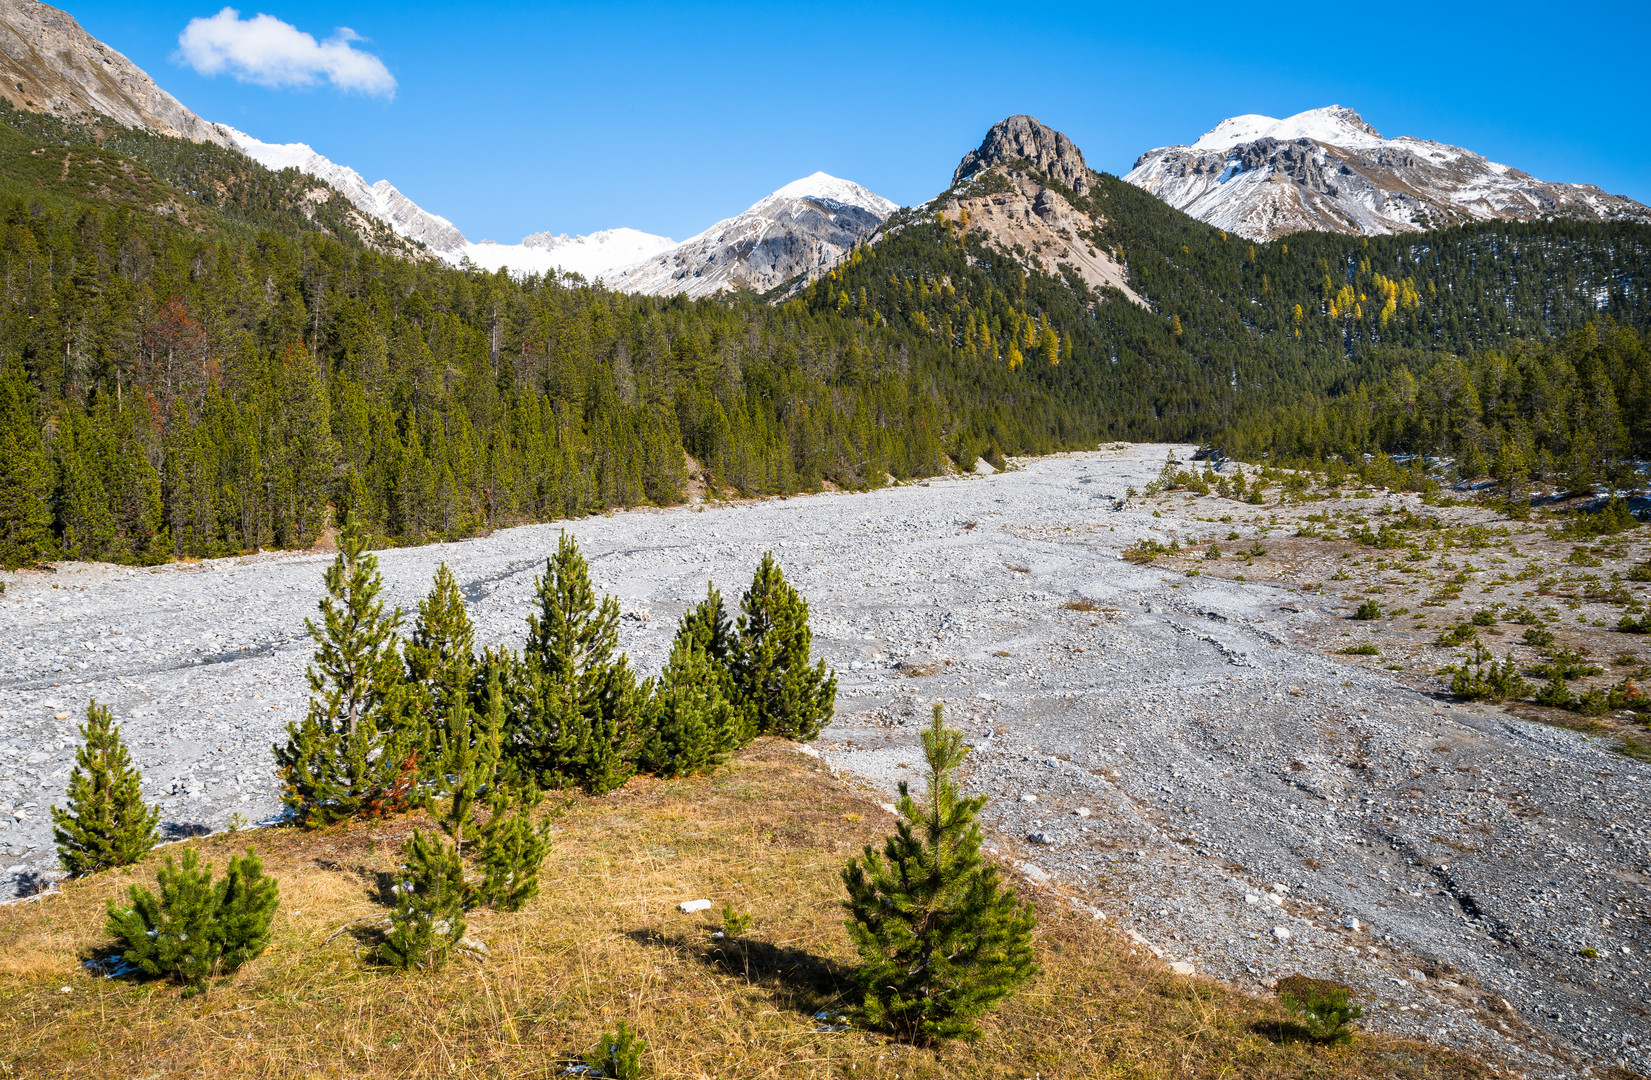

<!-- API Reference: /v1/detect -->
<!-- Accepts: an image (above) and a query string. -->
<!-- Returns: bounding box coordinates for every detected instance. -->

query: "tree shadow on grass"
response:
[1250,1018,1319,1044]
[626,928,854,1018]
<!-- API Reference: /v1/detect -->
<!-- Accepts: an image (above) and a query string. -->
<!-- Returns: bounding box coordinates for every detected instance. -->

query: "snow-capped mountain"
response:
[220,127,469,255]
[1125,105,1651,242]
[608,173,899,298]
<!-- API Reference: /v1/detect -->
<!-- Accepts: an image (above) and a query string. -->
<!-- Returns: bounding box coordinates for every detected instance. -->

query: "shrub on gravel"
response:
[1522,627,1556,648]
[51,700,160,876]
[1121,538,1167,564]
[105,847,279,996]
[1436,622,1477,646]
[640,636,743,778]
[1447,646,1530,703]
[1351,600,1382,621]
[1276,973,1362,1045]
[842,704,1037,1043]
[732,552,837,742]
[507,532,645,795]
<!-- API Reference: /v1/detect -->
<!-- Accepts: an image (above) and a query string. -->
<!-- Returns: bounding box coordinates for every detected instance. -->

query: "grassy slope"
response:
[0,742,1493,1079]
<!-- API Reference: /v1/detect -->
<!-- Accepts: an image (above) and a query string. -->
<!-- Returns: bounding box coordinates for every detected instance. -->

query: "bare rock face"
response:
[937,116,1140,305]
[0,0,230,147]
[941,171,1141,305]
[953,115,1092,196]
[1126,105,1651,242]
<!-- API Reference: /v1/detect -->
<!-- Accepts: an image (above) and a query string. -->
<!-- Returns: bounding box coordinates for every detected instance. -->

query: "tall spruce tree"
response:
[273,519,414,826]
[52,700,161,876]
[509,532,642,794]
[841,704,1037,1042]
[0,358,52,568]
[732,553,836,741]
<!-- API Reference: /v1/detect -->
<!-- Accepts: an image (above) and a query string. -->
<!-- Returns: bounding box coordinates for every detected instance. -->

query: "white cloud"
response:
[176,8,396,97]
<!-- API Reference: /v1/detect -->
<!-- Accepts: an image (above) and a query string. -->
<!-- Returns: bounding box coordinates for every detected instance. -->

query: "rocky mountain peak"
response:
[953,114,1092,195]
[0,0,229,147]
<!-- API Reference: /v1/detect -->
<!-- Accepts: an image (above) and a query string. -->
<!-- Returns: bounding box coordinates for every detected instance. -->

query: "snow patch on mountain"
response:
[220,126,468,254]
[1190,106,1382,152]
[460,228,677,281]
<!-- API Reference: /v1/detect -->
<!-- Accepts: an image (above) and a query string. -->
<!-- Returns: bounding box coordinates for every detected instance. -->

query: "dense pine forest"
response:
[1,105,1648,570]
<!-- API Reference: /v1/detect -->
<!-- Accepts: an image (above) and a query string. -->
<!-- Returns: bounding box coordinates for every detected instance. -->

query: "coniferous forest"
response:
[1,103,1648,570]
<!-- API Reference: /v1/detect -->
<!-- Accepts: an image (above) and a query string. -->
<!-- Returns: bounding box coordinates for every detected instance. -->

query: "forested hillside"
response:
[812,169,1649,478]
[1,115,1647,571]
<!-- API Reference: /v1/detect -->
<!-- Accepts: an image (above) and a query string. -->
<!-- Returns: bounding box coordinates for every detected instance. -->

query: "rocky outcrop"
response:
[935,116,1141,306]
[1126,105,1651,242]
[953,114,1092,196]
[0,0,229,146]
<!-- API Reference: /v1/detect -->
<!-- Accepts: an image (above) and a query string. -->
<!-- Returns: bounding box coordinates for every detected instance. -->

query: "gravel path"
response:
[2,445,1647,1076]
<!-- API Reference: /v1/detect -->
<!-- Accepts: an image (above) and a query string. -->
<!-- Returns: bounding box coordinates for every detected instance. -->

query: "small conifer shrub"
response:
[640,637,742,777]
[841,704,1037,1042]
[508,532,643,795]
[584,1020,646,1080]
[380,828,467,971]
[52,700,160,876]
[105,847,279,996]
[474,792,551,912]
[732,552,836,742]
[274,519,416,826]
[1351,600,1382,621]
[1276,973,1362,1044]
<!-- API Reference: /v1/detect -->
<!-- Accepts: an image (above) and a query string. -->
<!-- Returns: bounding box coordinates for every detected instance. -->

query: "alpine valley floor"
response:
[1,445,1647,1077]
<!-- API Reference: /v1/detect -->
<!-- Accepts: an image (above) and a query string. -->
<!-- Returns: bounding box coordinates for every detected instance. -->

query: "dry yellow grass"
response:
[0,741,1496,1079]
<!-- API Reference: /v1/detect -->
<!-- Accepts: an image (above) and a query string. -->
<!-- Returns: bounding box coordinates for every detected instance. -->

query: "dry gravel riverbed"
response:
[2,444,1648,1077]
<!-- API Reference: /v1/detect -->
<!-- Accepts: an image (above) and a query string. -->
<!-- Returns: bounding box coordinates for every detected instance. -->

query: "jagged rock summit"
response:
[953,114,1092,196]
[936,115,1139,305]
[1126,105,1651,242]
[0,0,229,147]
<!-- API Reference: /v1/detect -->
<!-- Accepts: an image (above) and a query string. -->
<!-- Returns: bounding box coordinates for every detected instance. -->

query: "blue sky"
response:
[65,0,1651,243]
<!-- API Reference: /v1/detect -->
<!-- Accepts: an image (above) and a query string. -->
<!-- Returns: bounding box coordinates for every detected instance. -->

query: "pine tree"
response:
[404,561,476,752]
[380,828,466,971]
[104,847,277,996]
[640,636,740,777]
[584,1020,646,1080]
[732,553,836,741]
[841,704,1037,1042]
[431,667,504,861]
[508,532,641,794]
[214,849,282,973]
[273,518,414,826]
[474,789,551,912]
[52,700,160,876]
